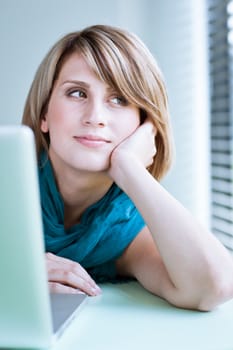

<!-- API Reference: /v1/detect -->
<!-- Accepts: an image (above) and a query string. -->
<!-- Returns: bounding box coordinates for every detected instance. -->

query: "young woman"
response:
[22,24,233,310]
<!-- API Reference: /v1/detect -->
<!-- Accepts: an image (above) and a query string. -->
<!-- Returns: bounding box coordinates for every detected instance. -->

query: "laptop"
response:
[0,125,87,348]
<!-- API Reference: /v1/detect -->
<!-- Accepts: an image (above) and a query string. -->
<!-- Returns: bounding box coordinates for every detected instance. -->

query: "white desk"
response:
[52,281,233,350]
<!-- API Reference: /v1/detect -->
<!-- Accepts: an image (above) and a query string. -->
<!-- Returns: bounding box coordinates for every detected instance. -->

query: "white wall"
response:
[0,0,211,225]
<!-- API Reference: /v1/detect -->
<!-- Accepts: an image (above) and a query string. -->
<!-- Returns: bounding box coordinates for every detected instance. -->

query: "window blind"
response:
[208,0,233,252]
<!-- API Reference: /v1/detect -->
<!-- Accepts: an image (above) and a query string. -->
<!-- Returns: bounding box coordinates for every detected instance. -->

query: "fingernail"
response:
[96,285,102,294]
[91,286,102,295]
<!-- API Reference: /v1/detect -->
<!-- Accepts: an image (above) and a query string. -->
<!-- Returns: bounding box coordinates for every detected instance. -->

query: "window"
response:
[208,0,233,252]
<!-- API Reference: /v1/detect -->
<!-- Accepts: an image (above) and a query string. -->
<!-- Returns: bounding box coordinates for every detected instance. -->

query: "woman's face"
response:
[41,53,140,173]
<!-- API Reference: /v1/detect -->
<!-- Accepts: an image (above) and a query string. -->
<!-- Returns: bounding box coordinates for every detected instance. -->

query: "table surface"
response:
[49,281,233,350]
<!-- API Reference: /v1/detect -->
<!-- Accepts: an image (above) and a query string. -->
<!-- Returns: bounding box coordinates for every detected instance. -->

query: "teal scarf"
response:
[38,154,145,282]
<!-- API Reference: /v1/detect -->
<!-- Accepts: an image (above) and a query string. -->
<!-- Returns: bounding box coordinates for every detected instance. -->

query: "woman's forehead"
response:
[54,53,117,91]
[58,53,92,76]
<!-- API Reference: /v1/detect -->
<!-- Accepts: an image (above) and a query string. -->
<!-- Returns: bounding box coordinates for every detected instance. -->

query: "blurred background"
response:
[0,0,232,253]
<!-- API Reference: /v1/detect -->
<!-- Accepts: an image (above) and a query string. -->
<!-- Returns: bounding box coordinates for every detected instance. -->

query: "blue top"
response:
[38,154,145,282]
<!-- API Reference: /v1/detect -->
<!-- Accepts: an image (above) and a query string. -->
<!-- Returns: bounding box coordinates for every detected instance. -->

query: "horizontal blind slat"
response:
[212,192,233,207]
[212,203,233,220]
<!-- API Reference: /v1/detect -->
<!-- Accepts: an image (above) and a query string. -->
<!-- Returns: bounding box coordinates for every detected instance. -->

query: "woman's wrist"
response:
[108,151,148,193]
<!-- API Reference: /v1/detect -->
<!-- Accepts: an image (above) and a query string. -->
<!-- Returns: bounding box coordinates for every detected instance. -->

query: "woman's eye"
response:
[111,96,128,106]
[68,89,86,98]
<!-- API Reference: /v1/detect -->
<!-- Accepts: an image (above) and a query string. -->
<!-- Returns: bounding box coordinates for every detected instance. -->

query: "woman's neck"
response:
[62,177,113,229]
[48,152,113,228]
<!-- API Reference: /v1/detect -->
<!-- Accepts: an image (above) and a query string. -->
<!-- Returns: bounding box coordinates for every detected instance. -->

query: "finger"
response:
[48,282,86,295]
[49,270,101,296]
[143,118,158,135]
[69,261,98,288]
[46,253,98,288]
[153,142,157,156]
[46,253,101,296]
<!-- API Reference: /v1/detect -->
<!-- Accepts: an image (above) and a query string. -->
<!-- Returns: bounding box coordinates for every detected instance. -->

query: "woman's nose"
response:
[83,119,105,128]
[81,102,107,128]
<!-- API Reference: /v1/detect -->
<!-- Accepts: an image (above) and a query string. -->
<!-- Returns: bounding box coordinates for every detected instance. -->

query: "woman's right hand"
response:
[46,252,102,296]
[108,119,157,185]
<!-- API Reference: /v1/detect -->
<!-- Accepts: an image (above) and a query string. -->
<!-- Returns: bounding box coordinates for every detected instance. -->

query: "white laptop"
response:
[0,125,87,348]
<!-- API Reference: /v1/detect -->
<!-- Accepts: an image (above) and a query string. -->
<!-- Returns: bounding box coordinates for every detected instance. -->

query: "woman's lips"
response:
[74,135,110,148]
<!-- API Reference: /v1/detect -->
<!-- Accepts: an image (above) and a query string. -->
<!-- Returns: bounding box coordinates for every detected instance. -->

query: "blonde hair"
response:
[22,24,174,180]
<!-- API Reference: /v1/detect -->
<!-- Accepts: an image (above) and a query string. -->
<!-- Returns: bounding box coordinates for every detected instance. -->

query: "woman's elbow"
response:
[197,278,233,311]
[166,274,233,311]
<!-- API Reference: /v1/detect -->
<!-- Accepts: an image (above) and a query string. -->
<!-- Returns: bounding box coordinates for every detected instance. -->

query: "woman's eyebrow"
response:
[61,80,90,89]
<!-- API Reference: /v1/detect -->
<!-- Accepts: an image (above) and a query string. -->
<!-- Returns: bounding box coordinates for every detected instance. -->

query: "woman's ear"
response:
[40,116,49,133]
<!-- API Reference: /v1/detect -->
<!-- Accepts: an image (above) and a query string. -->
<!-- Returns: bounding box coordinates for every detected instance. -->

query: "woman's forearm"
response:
[110,156,233,308]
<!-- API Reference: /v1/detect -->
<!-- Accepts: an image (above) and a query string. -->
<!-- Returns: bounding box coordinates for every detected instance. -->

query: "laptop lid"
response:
[0,125,87,348]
